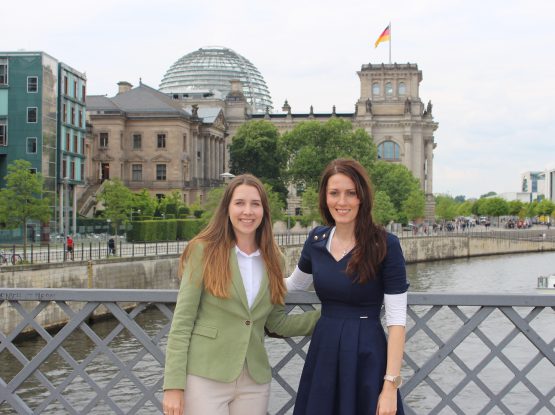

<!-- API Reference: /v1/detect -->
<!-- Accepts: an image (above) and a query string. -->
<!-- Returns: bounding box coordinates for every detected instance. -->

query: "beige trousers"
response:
[182,366,270,415]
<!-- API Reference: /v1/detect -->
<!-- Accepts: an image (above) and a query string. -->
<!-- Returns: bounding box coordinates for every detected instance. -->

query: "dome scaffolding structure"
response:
[159,46,273,113]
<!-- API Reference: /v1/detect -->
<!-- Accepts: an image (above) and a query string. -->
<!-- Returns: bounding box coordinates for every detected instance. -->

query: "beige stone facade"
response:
[83,83,226,214]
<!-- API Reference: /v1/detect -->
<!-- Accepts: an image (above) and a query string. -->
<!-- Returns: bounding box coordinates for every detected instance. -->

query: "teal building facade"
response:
[0,51,86,239]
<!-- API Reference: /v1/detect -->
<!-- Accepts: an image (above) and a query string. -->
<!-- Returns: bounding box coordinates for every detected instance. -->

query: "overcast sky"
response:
[3,0,554,199]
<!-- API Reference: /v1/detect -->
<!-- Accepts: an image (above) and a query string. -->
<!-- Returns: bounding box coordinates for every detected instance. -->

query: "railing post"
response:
[87,260,93,288]
[30,243,33,264]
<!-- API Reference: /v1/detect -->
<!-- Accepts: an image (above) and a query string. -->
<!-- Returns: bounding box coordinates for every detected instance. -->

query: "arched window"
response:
[372,82,380,96]
[398,82,406,95]
[385,82,393,96]
[377,141,400,161]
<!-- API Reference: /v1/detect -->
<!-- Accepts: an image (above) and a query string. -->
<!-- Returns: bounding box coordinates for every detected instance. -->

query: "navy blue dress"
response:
[293,226,408,415]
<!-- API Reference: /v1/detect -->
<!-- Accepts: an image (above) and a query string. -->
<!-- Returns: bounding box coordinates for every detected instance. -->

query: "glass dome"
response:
[159,46,273,113]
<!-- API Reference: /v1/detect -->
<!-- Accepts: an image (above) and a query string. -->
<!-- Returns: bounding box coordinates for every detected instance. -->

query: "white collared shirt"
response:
[235,246,263,309]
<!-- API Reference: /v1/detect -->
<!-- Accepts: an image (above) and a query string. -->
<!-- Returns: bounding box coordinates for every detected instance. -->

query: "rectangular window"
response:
[71,106,75,125]
[156,164,166,181]
[27,76,38,93]
[26,137,37,153]
[63,104,67,123]
[66,132,70,151]
[132,164,142,181]
[73,80,77,98]
[64,76,68,95]
[62,160,67,178]
[81,137,85,155]
[0,60,7,85]
[157,133,166,149]
[0,123,6,146]
[27,107,38,123]
[133,134,142,149]
[81,163,84,181]
[79,110,83,128]
[70,161,75,179]
[99,132,108,148]
[73,134,78,153]
[82,85,86,103]
[29,168,37,175]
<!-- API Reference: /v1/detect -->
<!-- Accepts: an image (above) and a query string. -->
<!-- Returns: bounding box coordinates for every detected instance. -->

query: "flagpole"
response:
[389,21,392,64]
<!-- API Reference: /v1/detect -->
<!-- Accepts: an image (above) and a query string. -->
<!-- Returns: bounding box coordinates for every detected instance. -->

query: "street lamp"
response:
[220,172,235,183]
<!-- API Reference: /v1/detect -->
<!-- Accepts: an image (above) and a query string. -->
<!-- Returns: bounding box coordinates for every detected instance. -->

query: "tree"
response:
[131,189,157,217]
[507,200,524,216]
[370,161,421,212]
[281,118,377,188]
[373,191,397,225]
[0,160,50,259]
[300,186,320,224]
[229,120,288,203]
[454,195,466,203]
[456,200,474,217]
[481,197,509,225]
[435,194,459,221]
[97,179,134,234]
[264,183,285,223]
[480,191,497,199]
[158,190,185,216]
[402,189,426,221]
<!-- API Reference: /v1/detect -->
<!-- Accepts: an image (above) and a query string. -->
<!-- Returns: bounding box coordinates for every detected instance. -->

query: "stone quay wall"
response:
[2,235,555,335]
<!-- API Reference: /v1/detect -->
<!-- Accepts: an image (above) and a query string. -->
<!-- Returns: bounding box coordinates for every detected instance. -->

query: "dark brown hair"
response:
[319,158,387,283]
[179,174,286,304]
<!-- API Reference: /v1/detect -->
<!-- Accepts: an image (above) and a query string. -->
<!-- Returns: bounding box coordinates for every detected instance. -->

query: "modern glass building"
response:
[159,46,273,113]
[0,51,86,239]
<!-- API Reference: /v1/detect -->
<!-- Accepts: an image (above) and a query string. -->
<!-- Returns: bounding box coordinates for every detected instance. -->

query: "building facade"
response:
[0,51,86,238]
[248,63,438,218]
[83,82,226,214]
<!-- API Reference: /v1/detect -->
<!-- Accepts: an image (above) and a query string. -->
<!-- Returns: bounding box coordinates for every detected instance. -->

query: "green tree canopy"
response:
[373,190,397,225]
[481,197,509,219]
[435,194,459,221]
[300,186,320,224]
[402,189,426,221]
[229,120,288,203]
[97,179,134,232]
[456,200,474,217]
[281,118,377,188]
[536,199,555,217]
[370,161,421,212]
[507,200,524,216]
[0,159,51,258]
[131,189,157,217]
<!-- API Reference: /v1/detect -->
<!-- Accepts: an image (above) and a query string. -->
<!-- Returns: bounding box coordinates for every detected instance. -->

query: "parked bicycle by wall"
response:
[0,249,23,265]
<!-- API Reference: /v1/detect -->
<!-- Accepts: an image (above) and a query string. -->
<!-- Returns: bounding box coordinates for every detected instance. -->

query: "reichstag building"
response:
[84,46,438,218]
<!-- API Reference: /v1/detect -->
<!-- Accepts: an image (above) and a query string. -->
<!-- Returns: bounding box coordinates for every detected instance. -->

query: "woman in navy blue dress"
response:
[287,158,408,415]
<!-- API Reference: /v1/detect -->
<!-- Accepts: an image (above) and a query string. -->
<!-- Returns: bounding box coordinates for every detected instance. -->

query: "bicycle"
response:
[0,250,23,265]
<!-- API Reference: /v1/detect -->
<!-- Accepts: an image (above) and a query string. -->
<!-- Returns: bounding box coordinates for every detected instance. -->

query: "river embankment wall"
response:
[2,235,555,335]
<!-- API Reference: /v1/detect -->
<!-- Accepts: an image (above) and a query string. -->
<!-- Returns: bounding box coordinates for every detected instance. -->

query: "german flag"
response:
[374,24,391,48]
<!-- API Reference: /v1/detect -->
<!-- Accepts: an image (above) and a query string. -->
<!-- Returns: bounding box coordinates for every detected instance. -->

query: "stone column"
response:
[425,137,434,194]
[403,134,412,173]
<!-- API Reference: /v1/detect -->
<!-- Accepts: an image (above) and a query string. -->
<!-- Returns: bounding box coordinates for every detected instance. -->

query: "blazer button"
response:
[245,320,251,326]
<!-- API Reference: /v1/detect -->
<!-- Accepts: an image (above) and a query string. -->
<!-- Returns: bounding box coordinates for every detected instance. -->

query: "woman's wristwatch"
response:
[383,374,403,388]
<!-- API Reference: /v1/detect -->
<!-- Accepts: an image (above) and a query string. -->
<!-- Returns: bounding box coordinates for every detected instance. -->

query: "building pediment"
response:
[150,154,172,163]
[122,154,148,163]
[92,154,115,162]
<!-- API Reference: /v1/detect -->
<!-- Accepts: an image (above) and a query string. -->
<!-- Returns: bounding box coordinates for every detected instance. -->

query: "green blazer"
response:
[163,244,320,390]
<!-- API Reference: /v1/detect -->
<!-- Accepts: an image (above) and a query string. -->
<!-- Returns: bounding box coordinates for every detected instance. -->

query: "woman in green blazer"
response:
[163,174,320,415]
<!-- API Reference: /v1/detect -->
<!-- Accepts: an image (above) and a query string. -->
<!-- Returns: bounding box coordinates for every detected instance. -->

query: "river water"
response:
[1,252,554,414]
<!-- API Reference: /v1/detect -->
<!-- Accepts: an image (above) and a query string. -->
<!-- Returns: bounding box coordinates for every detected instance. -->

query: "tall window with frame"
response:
[377,140,401,161]
[27,107,38,123]
[66,132,70,151]
[0,60,8,85]
[156,164,167,181]
[73,134,78,153]
[71,106,75,125]
[157,133,166,149]
[133,134,142,150]
[27,76,38,93]
[0,122,7,146]
[132,164,142,181]
[82,85,86,103]
[70,161,75,179]
[73,80,77,98]
[99,132,108,148]
[63,103,67,123]
[27,137,37,154]
[62,160,67,179]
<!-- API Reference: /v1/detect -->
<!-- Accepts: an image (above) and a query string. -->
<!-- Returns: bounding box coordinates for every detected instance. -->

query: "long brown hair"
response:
[319,158,387,283]
[178,174,286,304]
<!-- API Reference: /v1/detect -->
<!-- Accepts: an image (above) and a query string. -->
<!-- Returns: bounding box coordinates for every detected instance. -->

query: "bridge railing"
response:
[0,289,554,414]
